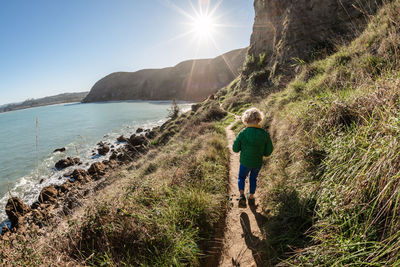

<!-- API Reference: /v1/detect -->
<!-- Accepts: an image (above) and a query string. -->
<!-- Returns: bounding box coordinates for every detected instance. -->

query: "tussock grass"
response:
[61,110,229,266]
[240,1,400,265]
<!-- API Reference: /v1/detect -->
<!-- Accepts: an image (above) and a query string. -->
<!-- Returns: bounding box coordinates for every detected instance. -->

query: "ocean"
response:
[0,101,191,222]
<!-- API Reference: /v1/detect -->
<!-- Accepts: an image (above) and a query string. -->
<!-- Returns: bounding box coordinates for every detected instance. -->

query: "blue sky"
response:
[0,0,254,105]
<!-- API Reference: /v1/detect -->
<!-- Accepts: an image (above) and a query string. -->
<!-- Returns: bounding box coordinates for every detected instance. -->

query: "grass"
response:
[61,106,230,266]
[225,1,400,265]
[2,1,400,266]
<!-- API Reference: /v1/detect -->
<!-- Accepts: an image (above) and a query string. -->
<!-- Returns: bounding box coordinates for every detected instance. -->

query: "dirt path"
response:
[218,118,268,267]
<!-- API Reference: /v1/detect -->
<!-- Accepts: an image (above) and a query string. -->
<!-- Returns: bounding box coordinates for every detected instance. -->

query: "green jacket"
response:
[232,126,273,169]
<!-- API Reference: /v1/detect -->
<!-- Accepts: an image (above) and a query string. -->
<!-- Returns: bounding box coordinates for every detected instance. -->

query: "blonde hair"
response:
[242,107,263,125]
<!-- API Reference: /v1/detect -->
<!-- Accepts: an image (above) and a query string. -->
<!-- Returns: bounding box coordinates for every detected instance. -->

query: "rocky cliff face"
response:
[249,0,380,68]
[83,48,247,103]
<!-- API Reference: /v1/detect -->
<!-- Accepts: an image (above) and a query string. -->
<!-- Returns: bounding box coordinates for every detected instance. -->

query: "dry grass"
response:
[236,1,400,265]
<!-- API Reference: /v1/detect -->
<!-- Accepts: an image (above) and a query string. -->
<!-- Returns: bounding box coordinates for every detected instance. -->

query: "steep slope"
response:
[242,0,381,96]
[83,48,247,103]
[218,0,400,265]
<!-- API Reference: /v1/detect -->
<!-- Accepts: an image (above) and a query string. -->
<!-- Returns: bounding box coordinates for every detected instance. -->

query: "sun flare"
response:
[193,15,215,38]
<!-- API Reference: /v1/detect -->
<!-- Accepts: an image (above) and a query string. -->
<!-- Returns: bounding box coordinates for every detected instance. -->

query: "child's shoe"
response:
[248,197,255,206]
[238,194,246,207]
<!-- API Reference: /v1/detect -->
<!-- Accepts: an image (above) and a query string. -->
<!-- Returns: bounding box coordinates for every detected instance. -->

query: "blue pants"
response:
[238,164,260,194]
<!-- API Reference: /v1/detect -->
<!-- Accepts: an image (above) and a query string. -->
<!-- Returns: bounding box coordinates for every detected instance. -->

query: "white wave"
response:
[0,112,187,222]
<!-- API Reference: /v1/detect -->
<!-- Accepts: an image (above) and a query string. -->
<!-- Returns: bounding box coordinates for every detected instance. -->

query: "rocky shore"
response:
[0,121,172,241]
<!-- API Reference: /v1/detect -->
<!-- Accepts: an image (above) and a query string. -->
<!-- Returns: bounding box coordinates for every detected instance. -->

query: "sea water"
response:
[0,101,191,222]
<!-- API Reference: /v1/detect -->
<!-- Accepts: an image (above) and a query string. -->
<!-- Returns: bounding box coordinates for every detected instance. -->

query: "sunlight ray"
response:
[209,35,238,77]
[164,0,195,20]
[185,40,201,98]
[189,0,201,18]
[208,0,224,17]
[214,23,249,28]
[146,29,196,50]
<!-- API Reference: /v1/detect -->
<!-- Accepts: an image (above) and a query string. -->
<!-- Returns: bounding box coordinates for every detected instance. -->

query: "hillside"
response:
[0,92,88,113]
[83,48,247,103]
[2,0,400,266]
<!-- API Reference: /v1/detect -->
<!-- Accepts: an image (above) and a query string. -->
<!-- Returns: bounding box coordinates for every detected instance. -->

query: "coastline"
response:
[1,120,162,234]
[0,104,193,235]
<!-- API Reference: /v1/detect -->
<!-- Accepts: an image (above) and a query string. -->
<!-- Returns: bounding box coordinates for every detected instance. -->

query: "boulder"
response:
[39,186,58,203]
[98,144,110,155]
[88,162,106,180]
[5,197,30,227]
[136,128,144,133]
[110,151,118,160]
[55,157,81,169]
[70,169,90,183]
[117,135,128,142]
[53,147,66,153]
[129,134,148,146]
[2,225,9,234]
[31,201,40,209]
[56,181,73,193]
[145,131,156,139]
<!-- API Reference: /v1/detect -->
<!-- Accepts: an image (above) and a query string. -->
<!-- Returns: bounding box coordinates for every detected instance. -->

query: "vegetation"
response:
[0,92,88,113]
[218,1,400,265]
[168,99,180,119]
[2,1,400,266]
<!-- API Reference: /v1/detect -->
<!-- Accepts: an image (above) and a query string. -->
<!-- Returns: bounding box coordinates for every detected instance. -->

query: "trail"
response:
[218,118,268,267]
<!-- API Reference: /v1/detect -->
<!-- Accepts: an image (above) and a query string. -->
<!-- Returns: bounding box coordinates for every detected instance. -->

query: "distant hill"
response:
[83,48,247,103]
[0,92,88,113]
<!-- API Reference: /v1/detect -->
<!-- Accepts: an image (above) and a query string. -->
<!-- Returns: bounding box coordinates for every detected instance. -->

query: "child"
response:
[232,108,273,206]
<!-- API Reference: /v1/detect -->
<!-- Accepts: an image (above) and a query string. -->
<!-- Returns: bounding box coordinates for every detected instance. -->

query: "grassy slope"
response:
[63,102,233,266]
[0,101,232,266]
[219,1,400,265]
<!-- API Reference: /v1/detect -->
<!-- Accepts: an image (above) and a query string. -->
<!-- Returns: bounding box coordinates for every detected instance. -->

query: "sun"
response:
[193,15,215,39]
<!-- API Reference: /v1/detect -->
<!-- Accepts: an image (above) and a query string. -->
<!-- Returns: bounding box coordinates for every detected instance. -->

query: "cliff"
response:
[0,92,88,113]
[83,48,247,103]
[248,0,380,69]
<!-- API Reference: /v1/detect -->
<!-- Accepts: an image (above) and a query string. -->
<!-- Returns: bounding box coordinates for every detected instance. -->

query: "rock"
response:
[63,171,73,177]
[63,196,81,215]
[249,0,379,70]
[39,178,44,184]
[2,225,9,234]
[31,201,40,209]
[5,197,30,227]
[98,144,110,155]
[129,134,148,146]
[136,128,144,133]
[117,152,131,163]
[70,169,90,183]
[56,181,73,193]
[88,162,106,180]
[55,157,81,169]
[110,151,118,160]
[145,131,156,139]
[117,135,128,142]
[39,186,57,203]
[53,147,66,153]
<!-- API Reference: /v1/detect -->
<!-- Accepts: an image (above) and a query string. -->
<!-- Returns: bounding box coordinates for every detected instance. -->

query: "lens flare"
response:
[193,15,215,38]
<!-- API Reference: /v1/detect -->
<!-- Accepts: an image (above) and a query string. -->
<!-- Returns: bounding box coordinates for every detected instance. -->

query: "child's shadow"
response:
[239,207,270,266]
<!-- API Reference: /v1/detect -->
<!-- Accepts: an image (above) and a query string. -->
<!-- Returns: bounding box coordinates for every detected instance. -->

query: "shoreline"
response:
[0,104,193,235]
[0,122,162,235]
[0,99,193,115]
